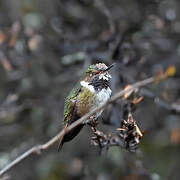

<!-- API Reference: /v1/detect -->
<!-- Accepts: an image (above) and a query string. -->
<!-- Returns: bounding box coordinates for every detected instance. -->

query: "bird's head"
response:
[81,63,114,92]
[84,63,114,82]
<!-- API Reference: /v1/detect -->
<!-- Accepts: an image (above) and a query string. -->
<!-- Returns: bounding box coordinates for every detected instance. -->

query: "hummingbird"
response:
[58,63,114,150]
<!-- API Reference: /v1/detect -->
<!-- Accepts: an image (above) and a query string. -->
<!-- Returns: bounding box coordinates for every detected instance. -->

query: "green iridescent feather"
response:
[86,65,96,73]
[63,64,97,125]
[63,83,81,125]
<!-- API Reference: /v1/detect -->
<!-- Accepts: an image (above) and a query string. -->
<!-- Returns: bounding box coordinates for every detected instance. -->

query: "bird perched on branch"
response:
[58,63,114,150]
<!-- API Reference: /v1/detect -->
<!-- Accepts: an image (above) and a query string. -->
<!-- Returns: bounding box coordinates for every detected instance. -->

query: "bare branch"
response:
[0,75,164,177]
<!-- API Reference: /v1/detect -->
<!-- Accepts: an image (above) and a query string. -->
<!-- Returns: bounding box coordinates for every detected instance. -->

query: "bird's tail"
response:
[57,123,84,151]
[57,136,64,151]
[57,124,68,151]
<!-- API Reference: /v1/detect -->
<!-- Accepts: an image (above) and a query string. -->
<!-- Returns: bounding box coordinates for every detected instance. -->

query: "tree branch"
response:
[0,75,163,177]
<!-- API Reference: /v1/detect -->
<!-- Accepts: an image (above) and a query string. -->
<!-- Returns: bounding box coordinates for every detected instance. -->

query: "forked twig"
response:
[0,74,166,177]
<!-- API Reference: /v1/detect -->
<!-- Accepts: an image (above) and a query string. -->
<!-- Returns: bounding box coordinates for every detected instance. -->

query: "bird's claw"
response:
[88,116,98,127]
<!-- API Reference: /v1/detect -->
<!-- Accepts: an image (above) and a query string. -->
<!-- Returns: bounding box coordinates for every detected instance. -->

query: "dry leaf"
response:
[1,58,13,72]
[123,85,134,99]
[134,124,143,137]
[0,31,6,44]
[132,96,144,104]
[28,35,42,51]
[165,65,176,77]
[171,128,180,145]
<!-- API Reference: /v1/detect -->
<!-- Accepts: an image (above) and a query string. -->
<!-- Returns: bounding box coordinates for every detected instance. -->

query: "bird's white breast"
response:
[80,80,112,118]
[80,81,111,105]
[95,87,111,118]
[80,81,95,93]
[96,87,111,106]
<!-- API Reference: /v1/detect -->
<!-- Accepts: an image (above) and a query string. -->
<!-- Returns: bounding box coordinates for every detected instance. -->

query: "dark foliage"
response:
[0,0,180,179]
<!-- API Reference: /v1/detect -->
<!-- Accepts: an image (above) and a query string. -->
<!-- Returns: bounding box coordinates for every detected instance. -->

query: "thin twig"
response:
[0,75,162,177]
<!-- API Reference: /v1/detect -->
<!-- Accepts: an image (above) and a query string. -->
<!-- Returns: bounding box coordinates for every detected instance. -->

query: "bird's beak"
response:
[103,63,115,72]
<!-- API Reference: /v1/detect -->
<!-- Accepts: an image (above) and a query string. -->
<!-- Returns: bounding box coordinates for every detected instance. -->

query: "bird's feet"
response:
[87,115,98,127]
[87,116,103,149]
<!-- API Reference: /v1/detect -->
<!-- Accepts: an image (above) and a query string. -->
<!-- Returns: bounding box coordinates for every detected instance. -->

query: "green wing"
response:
[63,83,81,125]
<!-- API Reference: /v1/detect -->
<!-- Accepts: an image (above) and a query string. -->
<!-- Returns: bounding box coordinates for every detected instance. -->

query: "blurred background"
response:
[0,0,180,179]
